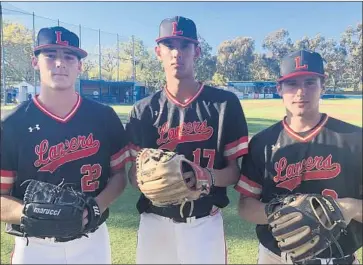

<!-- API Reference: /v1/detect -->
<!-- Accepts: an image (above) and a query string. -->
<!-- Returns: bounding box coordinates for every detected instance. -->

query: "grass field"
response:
[1,99,362,264]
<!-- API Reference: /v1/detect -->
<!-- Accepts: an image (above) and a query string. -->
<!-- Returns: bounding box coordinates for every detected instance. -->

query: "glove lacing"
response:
[292,227,347,265]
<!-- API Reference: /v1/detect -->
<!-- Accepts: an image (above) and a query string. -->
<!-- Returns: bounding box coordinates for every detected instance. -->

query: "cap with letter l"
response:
[33,26,87,59]
[278,50,327,82]
[156,16,199,44]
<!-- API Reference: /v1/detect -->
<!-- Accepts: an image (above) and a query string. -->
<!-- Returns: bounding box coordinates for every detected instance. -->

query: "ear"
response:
[78,60,83,73]
[31,56,39,70]
[277,83,283,97]
[194,45,201,60]
[155,45,162,61]
[320,80,326,96]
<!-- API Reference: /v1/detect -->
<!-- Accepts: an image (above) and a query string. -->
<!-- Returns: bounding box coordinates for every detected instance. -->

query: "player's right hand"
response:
[82,209,88,228]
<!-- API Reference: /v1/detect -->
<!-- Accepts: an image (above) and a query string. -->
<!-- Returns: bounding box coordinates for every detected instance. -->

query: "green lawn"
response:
[1,99,362,264]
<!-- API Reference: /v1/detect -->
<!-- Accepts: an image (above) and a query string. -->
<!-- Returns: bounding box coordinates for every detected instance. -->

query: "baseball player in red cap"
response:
[126,16,249,264]
[235,50,362,264]
[1,26,130,264]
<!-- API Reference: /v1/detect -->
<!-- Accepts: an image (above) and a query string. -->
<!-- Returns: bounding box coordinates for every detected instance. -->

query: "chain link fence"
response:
[1,3,136,104]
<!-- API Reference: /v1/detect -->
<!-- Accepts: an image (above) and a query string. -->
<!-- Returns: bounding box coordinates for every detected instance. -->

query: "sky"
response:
[2,1,362,56]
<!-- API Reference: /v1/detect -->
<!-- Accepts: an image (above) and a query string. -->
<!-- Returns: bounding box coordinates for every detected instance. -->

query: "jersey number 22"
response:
[81,164,102,192]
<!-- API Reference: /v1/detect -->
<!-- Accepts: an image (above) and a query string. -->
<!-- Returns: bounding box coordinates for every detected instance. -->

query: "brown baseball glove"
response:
[265,194,348,263]
[135,148,214,216]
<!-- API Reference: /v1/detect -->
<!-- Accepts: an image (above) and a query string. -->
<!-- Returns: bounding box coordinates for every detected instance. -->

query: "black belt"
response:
[296,255,355,265]
[145,201,212,223]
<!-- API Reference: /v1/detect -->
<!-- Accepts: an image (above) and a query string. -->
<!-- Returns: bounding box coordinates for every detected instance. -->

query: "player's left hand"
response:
[337,197,359,225]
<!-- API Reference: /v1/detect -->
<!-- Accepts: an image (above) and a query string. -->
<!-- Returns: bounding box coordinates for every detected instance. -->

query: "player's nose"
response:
[171,48,182,58]
[55,58,66,68]
[296,86,306,96]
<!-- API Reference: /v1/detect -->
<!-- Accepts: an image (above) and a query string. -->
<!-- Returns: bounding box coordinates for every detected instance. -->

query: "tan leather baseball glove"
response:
[135,148,214,215]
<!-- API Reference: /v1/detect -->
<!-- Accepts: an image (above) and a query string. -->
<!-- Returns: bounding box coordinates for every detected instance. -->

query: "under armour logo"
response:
[93,205,100,216]
[154,111,158,116]
[272,143,280,152]
[28,124,40,132]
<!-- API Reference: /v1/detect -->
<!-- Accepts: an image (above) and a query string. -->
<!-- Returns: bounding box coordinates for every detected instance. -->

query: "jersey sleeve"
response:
[355,132,363,199]
[125,106,143,161]
[234,136,264,199]
[0,123,18,193]
[223,93,249,161]
[107,108,131,172]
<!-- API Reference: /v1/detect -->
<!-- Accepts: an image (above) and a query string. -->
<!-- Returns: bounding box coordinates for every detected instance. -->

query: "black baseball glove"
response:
[17,179,101,241]
[265,194,348,263]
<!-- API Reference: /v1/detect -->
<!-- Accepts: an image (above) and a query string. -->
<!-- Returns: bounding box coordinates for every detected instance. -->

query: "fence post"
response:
[98,29,101,80]
[117,34,119,81]
[0,2,6,105]
[33,12,36,95]
[132,35,136,103]
[79,24,82,48]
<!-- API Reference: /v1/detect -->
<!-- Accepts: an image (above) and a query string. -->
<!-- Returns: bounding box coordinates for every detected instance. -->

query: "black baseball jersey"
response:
[1,95,130,233]
[126,84,249,213]
[235,113,362,258]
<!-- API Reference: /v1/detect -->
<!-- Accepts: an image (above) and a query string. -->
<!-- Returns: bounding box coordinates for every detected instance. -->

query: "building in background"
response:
[11,81,40,102]
[227,81,277,99]
[79,79,147,104]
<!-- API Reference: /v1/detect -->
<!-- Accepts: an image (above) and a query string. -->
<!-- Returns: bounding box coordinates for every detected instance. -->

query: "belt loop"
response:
[186,216,196,223]
[179,200,194,218]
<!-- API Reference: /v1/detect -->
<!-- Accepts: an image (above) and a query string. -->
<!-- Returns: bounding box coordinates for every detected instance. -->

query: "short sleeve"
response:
[1,122,18,192]
[125,106,143,160]
[223,93,249,161]
[107,108,131,172]
[234,136,264,199]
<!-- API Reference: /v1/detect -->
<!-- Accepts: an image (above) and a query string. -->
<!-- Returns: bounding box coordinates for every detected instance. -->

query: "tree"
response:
[3,21,34,84]
[137,48,165,92]
[195,35,217,82]
[100,47,118,80]
[116,36,149,82]
[80,59,97,79]
[216,36,255,81]
[319,39,347,89]
[250,53,279,81]
[211,72,228,87]
[262,29,294,60]
[293,34,327,52]
[261,29,297,80]
[118,38,165,92]
[340,23,362,90]
[292,35,348,89]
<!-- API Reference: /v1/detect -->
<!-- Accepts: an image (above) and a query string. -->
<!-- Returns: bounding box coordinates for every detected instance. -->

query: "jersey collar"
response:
[32,93,82,123]
[164,82,205,108]
[282,114,329,142]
